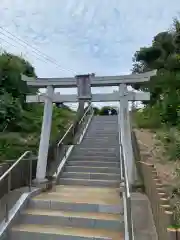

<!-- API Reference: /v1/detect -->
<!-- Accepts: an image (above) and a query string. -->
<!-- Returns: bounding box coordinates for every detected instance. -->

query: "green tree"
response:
[99,106,117,116]
[0,52,36,131]
[93,107,100,115]
[132,18,180,125]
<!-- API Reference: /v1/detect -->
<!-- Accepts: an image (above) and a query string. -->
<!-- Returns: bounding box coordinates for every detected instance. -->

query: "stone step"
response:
[84,136,116,139]
[88,128,117,130]
[83,138,117,141]
[82,140,117,145]
[29,198,122,214]
[69,156,119,162]
[86,132,118,135]
[20,209,123,231]
[84,133,118,140]
[85,133,117,137]
[66,161,120,168]
[80,143,118,148]
[51,186,121,199]
[11,224,123,240]
[72,148,118,153]
[64,166,120,174]
[71,152,118,158]
[74,147,117,153]
[34,191,122,206]
[89,121,117,123]
[61,172,120,181]
[28,192,122,214]
[79,145,118,149]
[87,127,117,130]
[89,121,117,124]
[83,139,118,143]
[58,178,119,188]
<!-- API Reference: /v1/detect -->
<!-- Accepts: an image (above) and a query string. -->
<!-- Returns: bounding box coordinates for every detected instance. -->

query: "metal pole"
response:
[5,172,11,222]
[29,157,32,192]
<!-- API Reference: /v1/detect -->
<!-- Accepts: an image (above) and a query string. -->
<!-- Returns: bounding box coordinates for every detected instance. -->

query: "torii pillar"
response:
[76,74,92,117]
[34,75,92,184]
[35,86,54,183]
[119,84,136,185]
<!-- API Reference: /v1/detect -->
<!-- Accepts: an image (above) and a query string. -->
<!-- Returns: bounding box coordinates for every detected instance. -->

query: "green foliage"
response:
[0,92,23,131]
[132,18,180,126]
[93,107,100,115]
[132,106,162,129]
[156,128,180,161]
[84,106,102,115]
[99,106,117,115]
[0,132,37,161]
[99,106,110,115]
[0,103,75,160]
[0,51,75,161]
[0,52,36,99]
[132,18,180,225]
[0,52,37,131]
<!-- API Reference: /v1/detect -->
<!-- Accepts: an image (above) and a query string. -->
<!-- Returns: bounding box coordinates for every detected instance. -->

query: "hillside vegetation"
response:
[132,18,180,160]
[132,18,180,225]
[0,52,75,161]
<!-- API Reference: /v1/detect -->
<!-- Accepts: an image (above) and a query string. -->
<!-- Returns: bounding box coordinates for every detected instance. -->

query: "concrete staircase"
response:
[9,116,124,239]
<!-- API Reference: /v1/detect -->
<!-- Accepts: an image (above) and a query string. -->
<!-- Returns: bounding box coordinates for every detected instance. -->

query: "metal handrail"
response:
[57,123,74,147]
[120,143,134,240]
[118,109,134,240]
[0,151,32,222]
[57,103,93,147]
[120,144,130,197]
[0,151,31,182]
[79,103,92,125]
[55,103,93,166]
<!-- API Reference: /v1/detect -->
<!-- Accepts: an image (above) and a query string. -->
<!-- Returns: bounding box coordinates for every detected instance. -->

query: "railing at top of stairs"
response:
[53,103,94,178]
[0,103,94,224]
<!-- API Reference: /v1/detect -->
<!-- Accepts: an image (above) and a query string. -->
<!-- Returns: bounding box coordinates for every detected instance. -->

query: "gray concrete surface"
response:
[131,192,158,240]
[0,187,30,223]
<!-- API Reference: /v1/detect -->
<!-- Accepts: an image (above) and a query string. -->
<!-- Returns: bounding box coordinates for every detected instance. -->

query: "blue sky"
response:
[0,0,180,108]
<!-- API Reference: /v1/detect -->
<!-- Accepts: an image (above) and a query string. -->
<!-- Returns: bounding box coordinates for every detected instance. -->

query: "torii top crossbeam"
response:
[22,70,156,88]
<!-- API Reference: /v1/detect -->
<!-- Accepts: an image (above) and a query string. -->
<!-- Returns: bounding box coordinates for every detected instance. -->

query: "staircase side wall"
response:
[131,131,177,240]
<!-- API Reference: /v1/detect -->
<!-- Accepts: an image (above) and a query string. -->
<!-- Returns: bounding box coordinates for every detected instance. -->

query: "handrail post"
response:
[29,157,33,192]
[127,196,133,240]
[5,171,11,222]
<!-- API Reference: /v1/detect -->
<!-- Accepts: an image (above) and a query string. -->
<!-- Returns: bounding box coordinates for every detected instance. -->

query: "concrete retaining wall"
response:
[131,131,179,240]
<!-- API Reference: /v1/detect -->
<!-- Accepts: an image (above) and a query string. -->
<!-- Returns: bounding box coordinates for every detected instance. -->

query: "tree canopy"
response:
[99,106,117,116]
[0,52,37,131]
[0,52,75,160]
[132,18,180,125]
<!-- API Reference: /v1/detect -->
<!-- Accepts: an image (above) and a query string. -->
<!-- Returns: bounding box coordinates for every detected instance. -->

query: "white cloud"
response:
[0,0,179,107]
[0,0,180,77]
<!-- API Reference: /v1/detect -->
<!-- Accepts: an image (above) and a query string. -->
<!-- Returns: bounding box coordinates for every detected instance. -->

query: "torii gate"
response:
[22,70,156,185]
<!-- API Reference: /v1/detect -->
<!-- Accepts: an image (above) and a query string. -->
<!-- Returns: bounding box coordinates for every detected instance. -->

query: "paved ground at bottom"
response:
[131,192,158,240]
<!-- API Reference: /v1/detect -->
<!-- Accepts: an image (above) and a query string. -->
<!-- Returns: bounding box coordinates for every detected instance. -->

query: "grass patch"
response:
[156,128,180,161]
[131,107,162,129]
